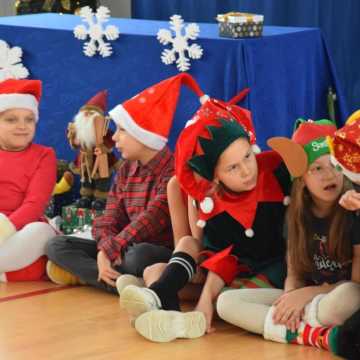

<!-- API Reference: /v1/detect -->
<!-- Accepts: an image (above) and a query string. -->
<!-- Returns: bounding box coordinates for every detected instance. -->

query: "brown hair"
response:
[286,177,353,278]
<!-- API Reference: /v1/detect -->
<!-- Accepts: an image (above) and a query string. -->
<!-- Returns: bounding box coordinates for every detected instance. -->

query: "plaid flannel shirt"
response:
[92,146,174,262]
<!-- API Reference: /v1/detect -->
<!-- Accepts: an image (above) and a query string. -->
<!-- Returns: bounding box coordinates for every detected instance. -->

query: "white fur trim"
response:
[200,94,210,104]
[331,155,360,183]
[263,306,287,343]
[303,294,325,327]
[109,104,167,150]
[0,213,16,245]
[0,94,38,121]
[245,228,254,238]
[252,144,261,154]
[200,197,214,214]
[196,219,206,228]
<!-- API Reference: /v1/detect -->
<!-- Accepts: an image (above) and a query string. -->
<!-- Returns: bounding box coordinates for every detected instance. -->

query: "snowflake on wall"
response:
[74,6,120,58]
[0,40,29,81]
[157,14,203,72]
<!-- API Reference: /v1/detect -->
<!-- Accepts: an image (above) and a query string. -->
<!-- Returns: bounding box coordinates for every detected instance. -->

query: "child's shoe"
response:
[135,310,206,342]
[120,285,161,319]
[116,274,145,295]
[46,261,83,285]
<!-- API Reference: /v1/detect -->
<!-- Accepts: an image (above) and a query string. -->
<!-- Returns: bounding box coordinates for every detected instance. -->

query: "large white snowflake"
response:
[157,15,203,72]
[0,40,29,81]
[74,6,119,58]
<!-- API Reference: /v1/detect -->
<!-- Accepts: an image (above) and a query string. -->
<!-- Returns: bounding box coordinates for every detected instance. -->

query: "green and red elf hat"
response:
[267,118,337,178]
[175,88,258,202]
[175,90,288,237]
[328,111,360,184]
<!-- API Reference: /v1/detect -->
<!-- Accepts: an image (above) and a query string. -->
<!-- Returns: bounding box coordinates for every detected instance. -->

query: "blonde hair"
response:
[286,177,353,278]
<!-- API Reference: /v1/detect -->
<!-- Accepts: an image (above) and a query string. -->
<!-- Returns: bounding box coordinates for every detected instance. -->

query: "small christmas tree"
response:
[15,0,99,15]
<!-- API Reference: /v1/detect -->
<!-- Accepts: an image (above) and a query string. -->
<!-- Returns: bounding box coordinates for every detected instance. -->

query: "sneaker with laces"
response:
[120,285,162,319]
[135,310,206,342]
[116,274,145,296]
[46,261,83,285]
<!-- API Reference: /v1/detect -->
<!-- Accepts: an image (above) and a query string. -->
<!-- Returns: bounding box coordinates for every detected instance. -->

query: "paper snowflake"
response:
[74,6,120,58]
[0,40,29,81]
[157,15,203,72]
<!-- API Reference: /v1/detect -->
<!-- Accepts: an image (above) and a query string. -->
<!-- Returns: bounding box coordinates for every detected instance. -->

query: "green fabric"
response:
[188,118,249,180]
[303,137,331,166]
[285,329,298,343]
[328,326,340,355]
[293,118,336,133]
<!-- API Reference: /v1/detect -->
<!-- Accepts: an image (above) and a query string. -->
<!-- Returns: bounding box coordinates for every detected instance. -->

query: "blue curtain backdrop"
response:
[132,0,360,115]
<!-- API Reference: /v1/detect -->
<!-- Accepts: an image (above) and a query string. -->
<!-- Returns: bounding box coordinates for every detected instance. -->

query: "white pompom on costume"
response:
[199,197,214,214]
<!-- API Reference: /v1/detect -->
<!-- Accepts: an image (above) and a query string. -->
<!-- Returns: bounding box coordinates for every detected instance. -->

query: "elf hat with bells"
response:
[327,111,360,184]
[267,118,337,178]
[175,89,266,237]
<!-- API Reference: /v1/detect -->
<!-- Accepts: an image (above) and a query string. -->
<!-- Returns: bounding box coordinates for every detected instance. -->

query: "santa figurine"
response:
[67,90,120,210]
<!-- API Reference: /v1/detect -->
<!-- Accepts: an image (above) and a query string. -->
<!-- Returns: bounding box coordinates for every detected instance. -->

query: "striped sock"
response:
[149,251,196,310]
[286,323,339,353]
[231,273,274,289]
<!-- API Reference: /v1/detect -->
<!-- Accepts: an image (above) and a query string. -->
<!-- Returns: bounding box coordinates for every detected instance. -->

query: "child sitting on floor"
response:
[46,73,206,293]
[119,91,292,342]
[217,118,360,359]
[0,79,57,282]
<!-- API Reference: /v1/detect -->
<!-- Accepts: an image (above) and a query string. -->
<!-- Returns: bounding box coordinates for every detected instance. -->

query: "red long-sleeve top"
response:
[0,143,57,230]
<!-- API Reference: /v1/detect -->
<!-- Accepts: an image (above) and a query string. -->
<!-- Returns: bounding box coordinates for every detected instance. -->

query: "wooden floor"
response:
[0,282,340,360]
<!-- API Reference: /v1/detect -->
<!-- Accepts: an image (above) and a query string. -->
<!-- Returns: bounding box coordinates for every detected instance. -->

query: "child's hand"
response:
[97,250,121,286]
[339,190,360,211]
[195,292,216,334]
[272,288,313,332]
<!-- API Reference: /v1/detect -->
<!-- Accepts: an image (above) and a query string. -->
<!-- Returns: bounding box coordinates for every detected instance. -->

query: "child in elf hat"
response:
[328,110,360,211]
[0,79,57,282]
[217,119,360,359]
[119,92,292,342]
[46,73,206,293]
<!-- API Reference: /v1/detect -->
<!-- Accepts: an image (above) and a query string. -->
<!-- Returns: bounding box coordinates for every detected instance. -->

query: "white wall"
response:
[0,0,131,17]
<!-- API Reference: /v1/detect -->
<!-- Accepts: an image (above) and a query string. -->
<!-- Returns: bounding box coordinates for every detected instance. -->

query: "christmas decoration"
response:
[217,12,264,38]
[157,15,203,72]
[67,90,121,210]
[61,204,103,234]
[74,6,120,58]
[0,40,29,81]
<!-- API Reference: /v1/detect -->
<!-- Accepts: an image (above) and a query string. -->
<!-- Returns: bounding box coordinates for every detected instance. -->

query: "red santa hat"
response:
[0,79,41,122]
[80,89,107,115]
[109,73,208,150]
[328,116,360,183]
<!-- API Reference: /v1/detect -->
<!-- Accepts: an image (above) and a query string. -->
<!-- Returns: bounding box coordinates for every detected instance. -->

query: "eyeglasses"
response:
[307,163,343,179]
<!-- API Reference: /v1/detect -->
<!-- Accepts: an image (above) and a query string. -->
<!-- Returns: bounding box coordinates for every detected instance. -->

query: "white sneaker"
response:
[135,310,206,342]
[120,285,162,319]
[116,275,145,296]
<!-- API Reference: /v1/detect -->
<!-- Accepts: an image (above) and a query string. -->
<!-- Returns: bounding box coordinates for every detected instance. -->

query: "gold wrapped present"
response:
[217,12,264,38]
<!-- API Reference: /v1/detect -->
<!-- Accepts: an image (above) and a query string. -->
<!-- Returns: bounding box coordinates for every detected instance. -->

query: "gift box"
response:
[61,205,103,235]
[217,12,264,38]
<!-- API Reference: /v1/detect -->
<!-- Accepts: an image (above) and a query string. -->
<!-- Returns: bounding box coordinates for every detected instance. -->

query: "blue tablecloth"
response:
[0,14,347,160]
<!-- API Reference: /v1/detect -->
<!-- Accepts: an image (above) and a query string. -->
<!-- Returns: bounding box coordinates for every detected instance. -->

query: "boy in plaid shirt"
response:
[46,74,205,293]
